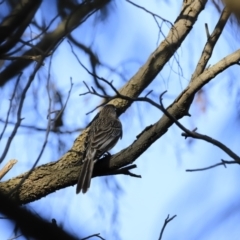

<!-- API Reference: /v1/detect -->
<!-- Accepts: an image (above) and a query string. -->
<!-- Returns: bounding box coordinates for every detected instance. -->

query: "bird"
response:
[76,104,122,194]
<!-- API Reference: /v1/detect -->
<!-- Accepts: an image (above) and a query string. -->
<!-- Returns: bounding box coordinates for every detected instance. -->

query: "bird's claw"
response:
[100,152,112,161]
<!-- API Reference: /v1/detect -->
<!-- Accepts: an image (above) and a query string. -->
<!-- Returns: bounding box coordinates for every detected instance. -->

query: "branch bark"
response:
[0,0,110,85]
[1,46,239,205]
[0,159,17,180]
[0,191,79,240]
[0,0,210,204]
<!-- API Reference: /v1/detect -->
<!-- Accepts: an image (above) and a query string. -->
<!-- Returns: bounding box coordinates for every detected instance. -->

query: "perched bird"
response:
[76,104,122,194]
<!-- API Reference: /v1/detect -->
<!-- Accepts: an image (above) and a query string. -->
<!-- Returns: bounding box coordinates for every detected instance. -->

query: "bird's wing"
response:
[89,118,122,152]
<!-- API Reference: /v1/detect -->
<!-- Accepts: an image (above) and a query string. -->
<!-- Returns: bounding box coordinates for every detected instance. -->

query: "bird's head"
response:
[100,104,118,118]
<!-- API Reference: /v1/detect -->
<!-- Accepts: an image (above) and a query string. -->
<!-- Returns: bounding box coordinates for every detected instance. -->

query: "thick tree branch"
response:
[0,0,111,85]
[0,191,79,240]
[0,45,239,204]
[0,1,209,204]
[79,50,240,163]
[112,0,207,112]
[0,0,42,44]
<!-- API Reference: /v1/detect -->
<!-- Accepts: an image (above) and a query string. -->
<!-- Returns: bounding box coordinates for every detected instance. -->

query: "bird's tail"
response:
[76,150,95,194]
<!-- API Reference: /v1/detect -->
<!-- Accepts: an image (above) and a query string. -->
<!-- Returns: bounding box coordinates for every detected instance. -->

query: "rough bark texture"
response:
[0,0,219,205]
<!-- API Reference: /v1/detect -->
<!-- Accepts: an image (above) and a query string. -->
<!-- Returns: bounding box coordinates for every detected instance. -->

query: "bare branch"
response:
[186,159,238,172]
[158,214,177,240]
[191,7,230,80]
[69,0,208,113]
[99,164,141,178]
[158,94,240,164]
[0,0,111,86]
[48,78,74,125]
[0,73,21,141]
[9,53,54,194]
[126,0,173,26]
[0,118,83,134]
[81,233,105,240]
[0,59,44,164]
[0,159,17,180]
[0,1,217,204]
[0,54,49,62]
[0,191,79,240]
[78,60,240,165]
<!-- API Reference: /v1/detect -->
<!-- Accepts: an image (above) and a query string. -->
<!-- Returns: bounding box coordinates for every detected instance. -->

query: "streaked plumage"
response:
[76,104,122,194]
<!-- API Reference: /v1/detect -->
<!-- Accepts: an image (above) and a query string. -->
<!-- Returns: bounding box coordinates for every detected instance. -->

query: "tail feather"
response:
[76,149,96,194]
[82,158,95,193]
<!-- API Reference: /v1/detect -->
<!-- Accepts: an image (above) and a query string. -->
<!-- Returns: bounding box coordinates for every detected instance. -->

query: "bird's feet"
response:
[100,151,112,161]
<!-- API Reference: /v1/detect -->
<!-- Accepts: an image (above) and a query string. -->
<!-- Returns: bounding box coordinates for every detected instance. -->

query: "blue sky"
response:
[1,0,240,239]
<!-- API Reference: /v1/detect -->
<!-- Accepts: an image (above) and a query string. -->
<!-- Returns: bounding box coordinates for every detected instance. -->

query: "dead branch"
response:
[81,233,105,240]
[0,159,17,180]
[158,214,177,240]
[186,159,238,172]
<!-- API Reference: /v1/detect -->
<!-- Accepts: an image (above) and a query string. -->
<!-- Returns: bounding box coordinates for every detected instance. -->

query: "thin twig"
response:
[158,93,240,163]
[0,73,21,141]
[126,0,172,45]
[0,118,83,133]
[8,52,74,195]
[8,234,23,240]
[0,60,43,164]
[98,164,141,178]
[204,23,210,38]
[158,214,177,240]
[47,78,74,123]
[186,159,238,172]
[0,54,49,62]
[126,0,172,25]
[7,56,49,194]
[81,233,105,240]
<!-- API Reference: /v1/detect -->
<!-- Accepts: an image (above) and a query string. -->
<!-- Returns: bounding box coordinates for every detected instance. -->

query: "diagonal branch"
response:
[0,1,210,204]
[191,7,231,80]
[186,159,238,172]
[158,214,177,240]
[79,54,240,164]
[0,0,42,44]
[0,0,111,85]
[71,0,208,113]
[0,45,239,204]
